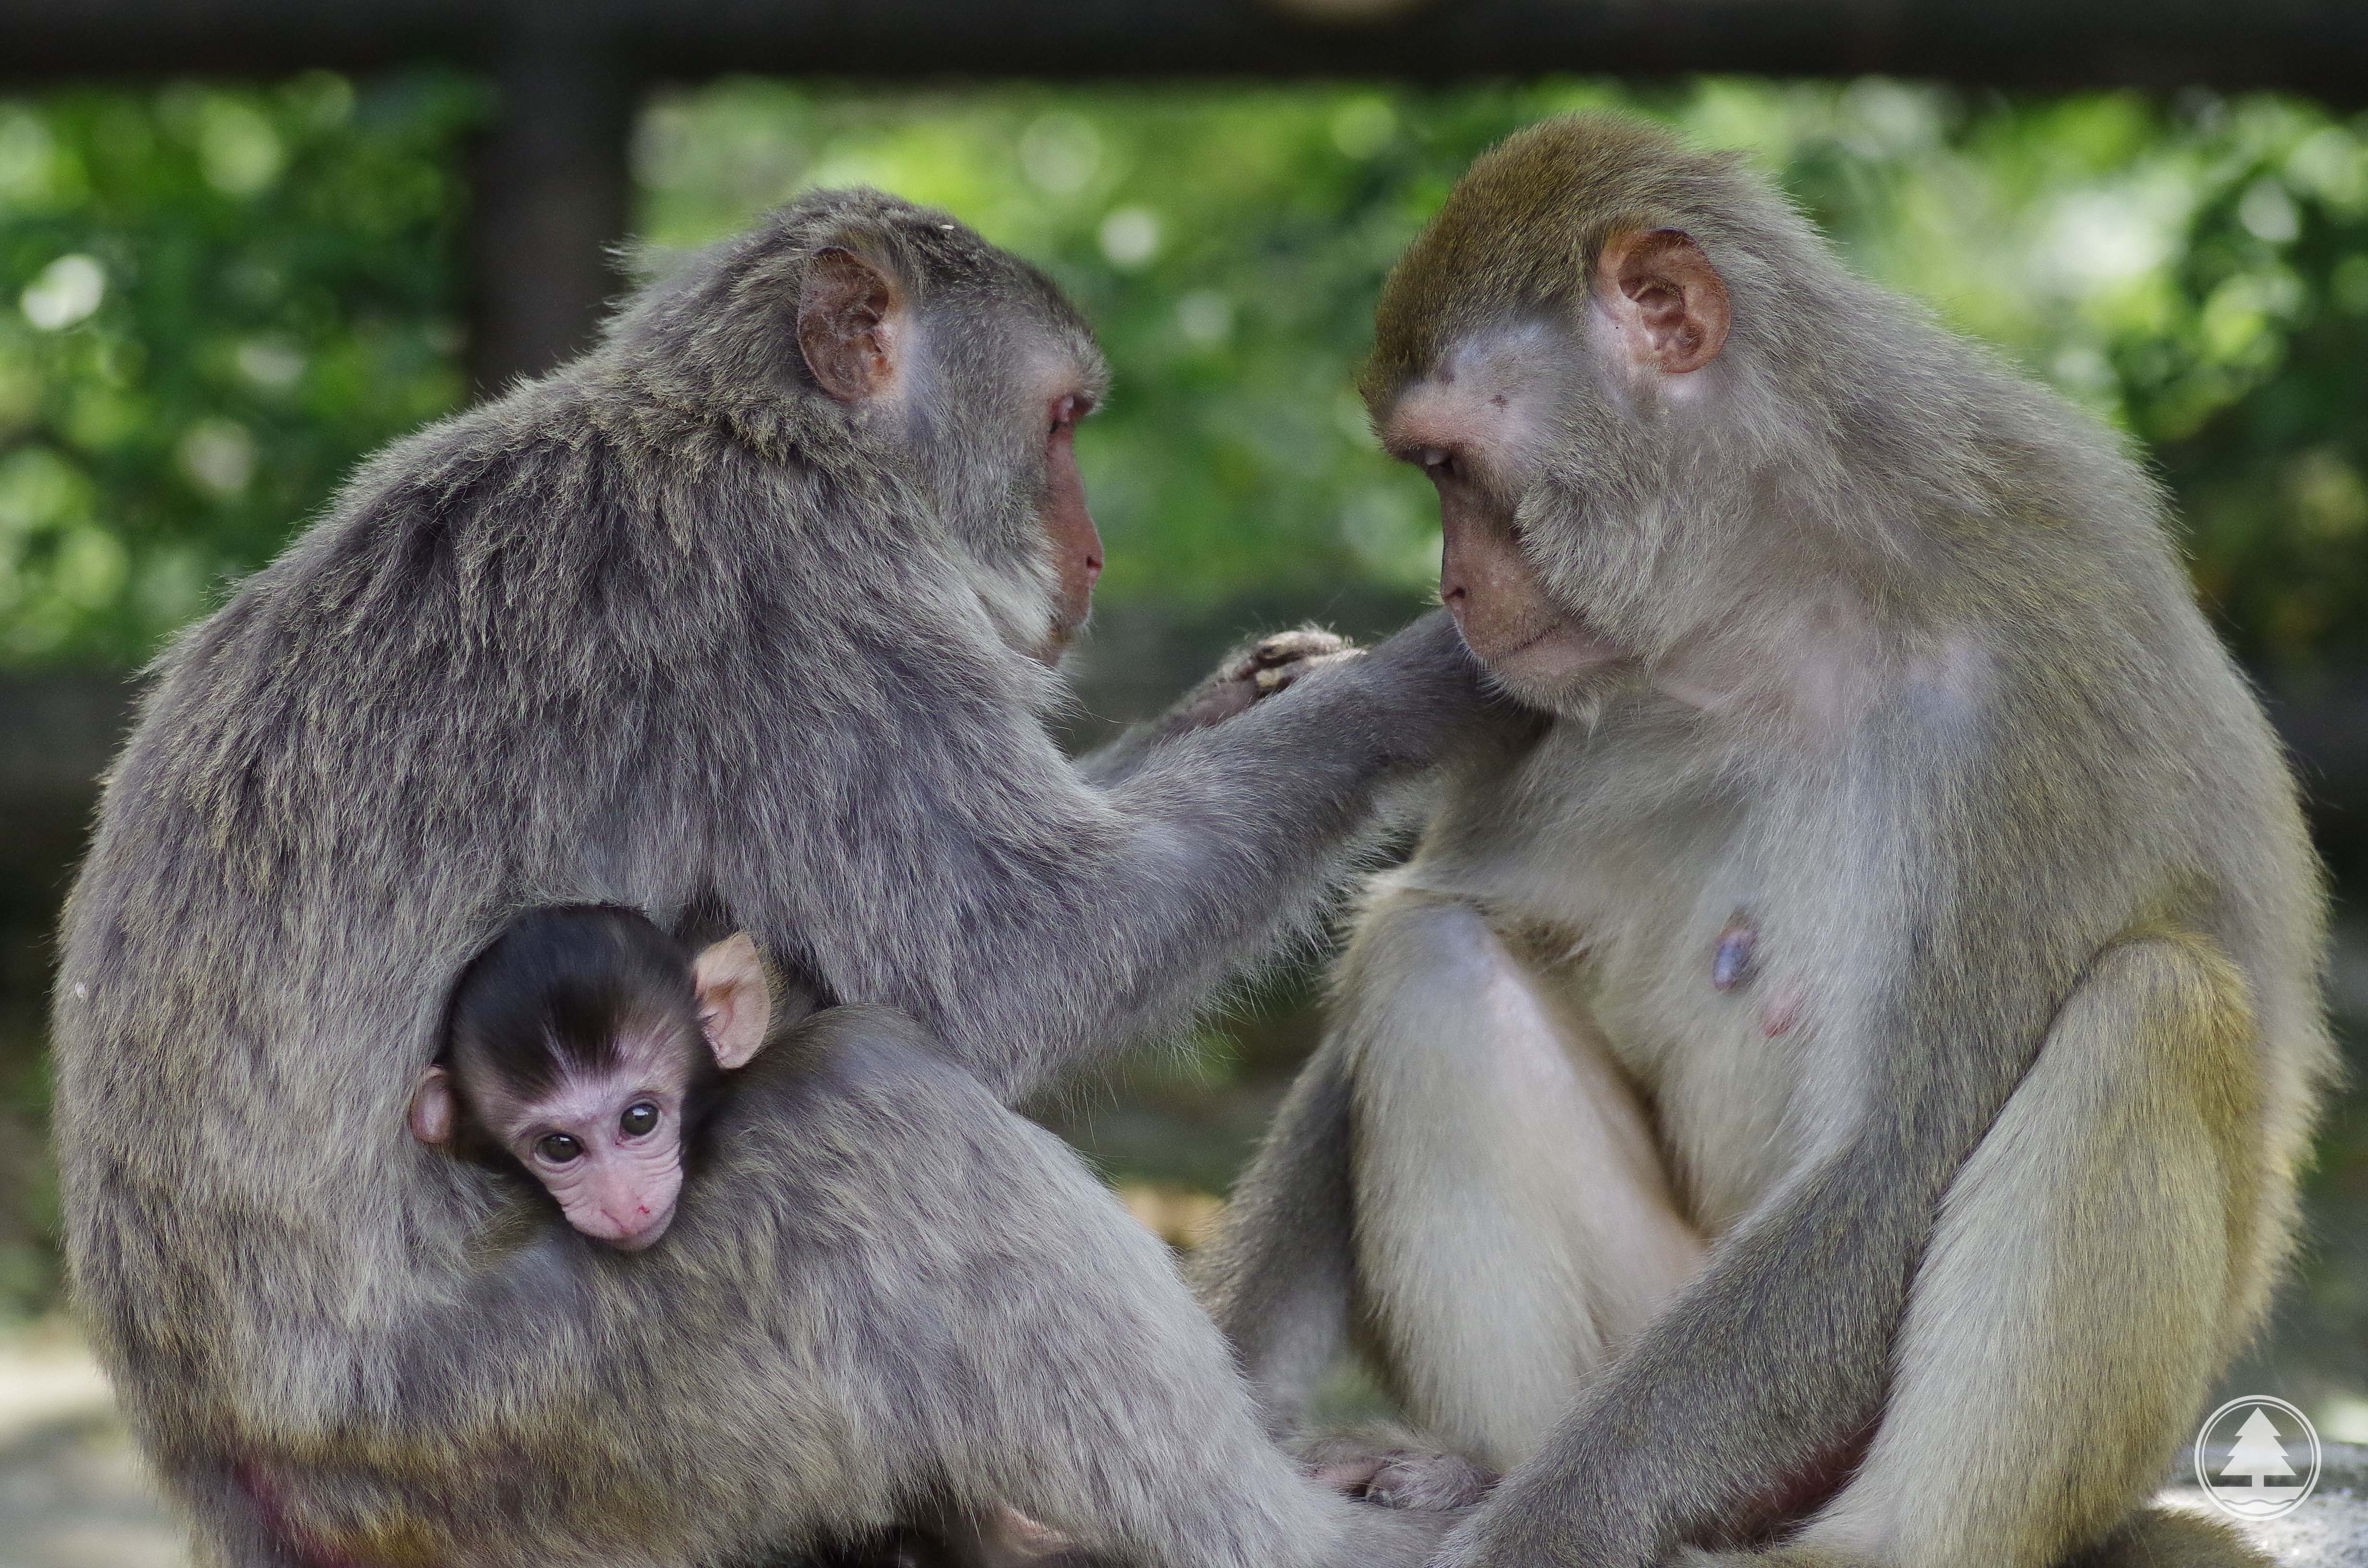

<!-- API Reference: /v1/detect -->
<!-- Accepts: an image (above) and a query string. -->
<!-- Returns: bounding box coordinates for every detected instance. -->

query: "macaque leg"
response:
[1196,1029,1365,1434]
[1734,931,2261,1568]
[1342,885,1705,1470]
[671,1008,1453,1568]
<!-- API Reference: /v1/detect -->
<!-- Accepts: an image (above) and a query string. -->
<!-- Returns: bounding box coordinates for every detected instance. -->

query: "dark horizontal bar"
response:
[1,0,2363,100]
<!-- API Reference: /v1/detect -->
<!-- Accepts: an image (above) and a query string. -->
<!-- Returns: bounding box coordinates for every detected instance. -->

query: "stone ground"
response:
[0,1328,180,1568]
[0,1330,2362,1568]
[2160,1447,2368,1568]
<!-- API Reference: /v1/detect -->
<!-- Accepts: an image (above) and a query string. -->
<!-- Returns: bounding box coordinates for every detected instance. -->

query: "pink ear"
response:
[796,246,904,403]
[407,1066,457,1148]
[1595,228,1730,375]
[692,933,773,1071]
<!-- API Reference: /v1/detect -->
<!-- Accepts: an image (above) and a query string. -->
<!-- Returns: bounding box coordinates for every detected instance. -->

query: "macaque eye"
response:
[536,1132,583,1164]
[1048,393,1086,435]
[619,1102,660,1138]
[1419,448,1457,479]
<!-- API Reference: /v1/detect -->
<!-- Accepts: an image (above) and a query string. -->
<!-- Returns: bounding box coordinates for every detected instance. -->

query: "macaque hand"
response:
[1243,627,1362,697]
[1158,628,1362,738]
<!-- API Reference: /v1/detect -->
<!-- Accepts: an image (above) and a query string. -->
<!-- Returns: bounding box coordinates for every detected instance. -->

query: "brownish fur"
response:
[1204,115,2328,1568]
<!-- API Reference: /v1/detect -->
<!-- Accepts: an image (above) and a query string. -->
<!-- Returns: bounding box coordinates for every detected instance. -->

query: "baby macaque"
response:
[407,905,772,1250]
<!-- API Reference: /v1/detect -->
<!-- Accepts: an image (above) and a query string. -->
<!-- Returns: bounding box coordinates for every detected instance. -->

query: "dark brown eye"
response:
[536,1132,582,1164]
[619,1102,659,1138]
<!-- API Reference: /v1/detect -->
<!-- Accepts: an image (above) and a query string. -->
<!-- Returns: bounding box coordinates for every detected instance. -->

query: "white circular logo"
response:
[2194,1396,2320,1520]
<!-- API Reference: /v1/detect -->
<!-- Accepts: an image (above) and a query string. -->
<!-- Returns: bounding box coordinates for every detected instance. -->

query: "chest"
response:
[1410,716,1846,1231]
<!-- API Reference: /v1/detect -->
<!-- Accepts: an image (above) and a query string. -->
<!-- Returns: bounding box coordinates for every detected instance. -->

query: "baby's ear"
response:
[407,1066,457,1147]
[692,932,773,1070]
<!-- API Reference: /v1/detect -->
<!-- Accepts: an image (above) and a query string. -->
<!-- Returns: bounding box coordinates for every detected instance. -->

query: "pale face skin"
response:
[470,1024,696,1251]
[1378,228,1732,708]
[409,931,772,1252]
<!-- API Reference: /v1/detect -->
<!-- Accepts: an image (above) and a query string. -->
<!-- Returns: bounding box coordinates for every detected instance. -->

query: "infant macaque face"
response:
[469,1019,698,1250]
[409,912,772,1252]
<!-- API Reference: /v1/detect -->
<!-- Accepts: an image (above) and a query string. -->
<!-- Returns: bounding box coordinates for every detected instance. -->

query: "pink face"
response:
[471,1026,694,1251]
[1036,388,1104,663]
[410,930,773,1252]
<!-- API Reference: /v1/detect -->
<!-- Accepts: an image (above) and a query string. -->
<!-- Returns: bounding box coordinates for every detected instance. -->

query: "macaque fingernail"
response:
[1713,925,1754,990]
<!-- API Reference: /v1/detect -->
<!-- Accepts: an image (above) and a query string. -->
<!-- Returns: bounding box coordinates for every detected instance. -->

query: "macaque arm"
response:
[739,612,1497,1103]
[1072,718,1170,790]
[1192,1029,1362,1432]
[1076,629,1358,789]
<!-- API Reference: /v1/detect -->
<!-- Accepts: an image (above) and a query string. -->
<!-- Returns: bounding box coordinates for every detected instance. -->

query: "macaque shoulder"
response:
[711,1003,993,1134]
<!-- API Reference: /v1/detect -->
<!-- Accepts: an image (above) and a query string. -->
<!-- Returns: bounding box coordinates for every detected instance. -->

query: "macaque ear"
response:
[407,1066,457,1148]
[692,932,773,1071]
[1594,228,1730,376]
[797,246,905,403]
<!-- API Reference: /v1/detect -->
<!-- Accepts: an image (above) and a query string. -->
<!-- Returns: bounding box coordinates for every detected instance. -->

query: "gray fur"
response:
[1205,115,2331,1568]
[50,189,1498,1567]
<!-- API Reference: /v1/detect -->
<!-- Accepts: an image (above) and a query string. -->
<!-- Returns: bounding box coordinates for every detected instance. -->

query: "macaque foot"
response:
[939,1506,1098,1566]
[1298,1431,1499,1510]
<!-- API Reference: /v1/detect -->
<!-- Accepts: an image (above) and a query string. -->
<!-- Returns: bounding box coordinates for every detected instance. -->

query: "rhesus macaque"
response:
[54,191,1505,1568]
[1199,116,2320,1568]
[407,906,773,1251]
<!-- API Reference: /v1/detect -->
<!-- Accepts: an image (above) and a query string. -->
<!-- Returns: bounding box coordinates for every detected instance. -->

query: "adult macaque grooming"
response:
[54,191,1498,1567]
[410,906,775,1250]
[1200,117,2325,1568]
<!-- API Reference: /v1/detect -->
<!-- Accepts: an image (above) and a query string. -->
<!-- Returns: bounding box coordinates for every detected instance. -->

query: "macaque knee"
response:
[1332,886,1510,1017]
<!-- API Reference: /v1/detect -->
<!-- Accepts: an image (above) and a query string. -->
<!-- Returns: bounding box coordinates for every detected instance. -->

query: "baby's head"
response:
[408,906,771,1250]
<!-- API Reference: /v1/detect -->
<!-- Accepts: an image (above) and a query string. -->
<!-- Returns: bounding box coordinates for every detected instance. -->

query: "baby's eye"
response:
[536,1132,583,1164]
[619,1102,659,1138]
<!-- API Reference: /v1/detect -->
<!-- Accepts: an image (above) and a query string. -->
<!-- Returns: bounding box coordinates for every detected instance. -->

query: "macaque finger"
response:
[1246,628,1356,671]
[1253,648,1364,697]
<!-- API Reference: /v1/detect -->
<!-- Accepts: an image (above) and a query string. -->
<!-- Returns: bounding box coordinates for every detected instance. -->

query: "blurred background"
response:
[3,0,2368,1558]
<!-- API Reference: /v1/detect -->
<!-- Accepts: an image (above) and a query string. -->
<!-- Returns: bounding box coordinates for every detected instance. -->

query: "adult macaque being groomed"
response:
[409,906,773,1251]
[57,191,1505,1568]
[1202,116,2323,1568]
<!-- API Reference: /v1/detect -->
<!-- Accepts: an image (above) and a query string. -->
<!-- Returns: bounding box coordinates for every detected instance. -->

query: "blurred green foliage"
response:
[3,74,2367,673]
[634,79,2368,675]
[0,72,481,664]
